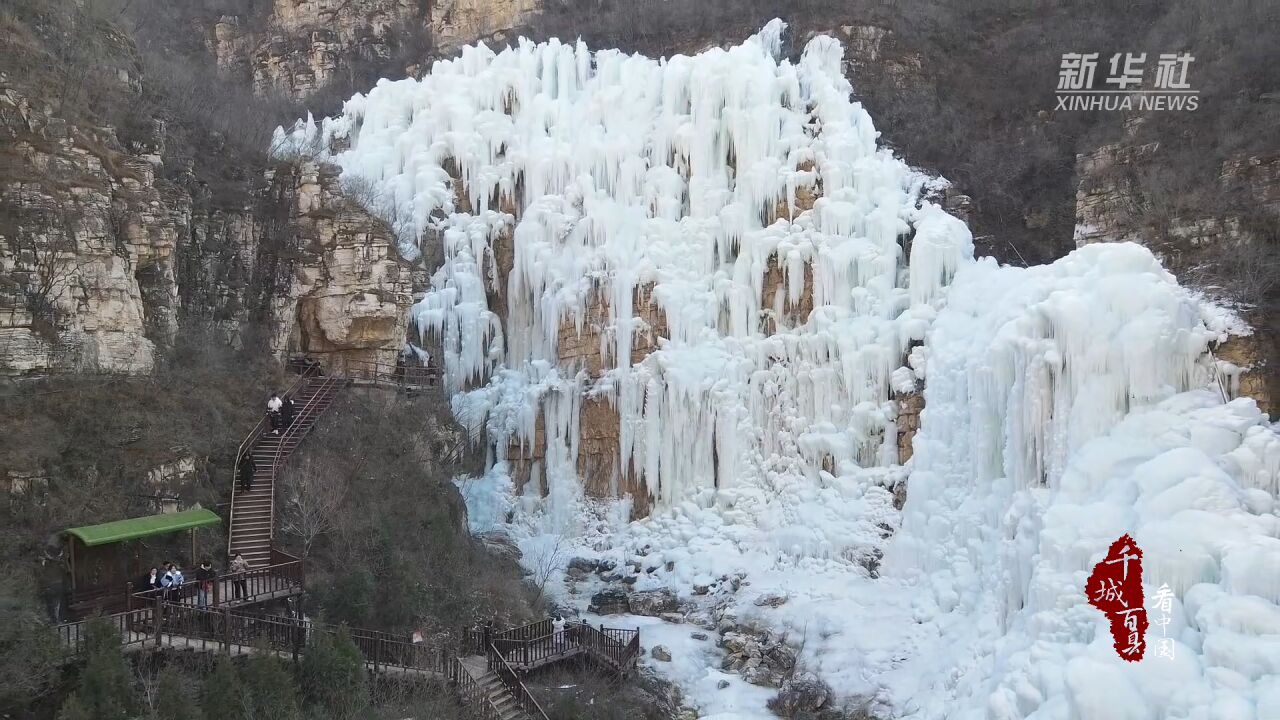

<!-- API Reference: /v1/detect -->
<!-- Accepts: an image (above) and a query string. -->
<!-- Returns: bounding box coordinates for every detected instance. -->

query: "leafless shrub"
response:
[280,455,350,558]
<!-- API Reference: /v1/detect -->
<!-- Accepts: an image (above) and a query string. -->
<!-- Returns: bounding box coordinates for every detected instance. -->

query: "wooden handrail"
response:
[486,642,551,720]
[57,608,635,718]
[125,560,304,610]
[67,602,449,677]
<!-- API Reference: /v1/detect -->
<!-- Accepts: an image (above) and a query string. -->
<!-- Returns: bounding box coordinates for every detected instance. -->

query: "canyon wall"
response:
[0,77,419,376]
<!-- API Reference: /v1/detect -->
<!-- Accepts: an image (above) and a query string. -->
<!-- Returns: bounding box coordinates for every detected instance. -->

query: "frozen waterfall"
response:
[275,20,1280,720]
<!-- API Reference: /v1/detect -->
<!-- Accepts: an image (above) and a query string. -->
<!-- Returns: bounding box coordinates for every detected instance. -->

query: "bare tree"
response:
[528,533,567,606]
[279,456,351,557]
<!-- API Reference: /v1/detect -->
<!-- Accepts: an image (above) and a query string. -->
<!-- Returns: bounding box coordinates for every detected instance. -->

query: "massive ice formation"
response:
[276,21,1280,720]
[275,20,972,520]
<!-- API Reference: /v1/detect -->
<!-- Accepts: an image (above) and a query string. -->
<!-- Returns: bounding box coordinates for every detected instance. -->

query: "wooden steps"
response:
[477,671,530,720]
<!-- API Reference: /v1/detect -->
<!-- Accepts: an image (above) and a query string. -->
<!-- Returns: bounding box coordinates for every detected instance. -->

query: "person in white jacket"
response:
[267,392,283,434]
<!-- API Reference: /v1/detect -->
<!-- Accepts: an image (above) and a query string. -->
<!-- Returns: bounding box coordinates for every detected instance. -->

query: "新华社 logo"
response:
[1056,53,1198,111]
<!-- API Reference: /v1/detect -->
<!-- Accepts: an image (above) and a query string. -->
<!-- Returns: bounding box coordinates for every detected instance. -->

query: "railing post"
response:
[223,606,231,655]
[154,594,164,648]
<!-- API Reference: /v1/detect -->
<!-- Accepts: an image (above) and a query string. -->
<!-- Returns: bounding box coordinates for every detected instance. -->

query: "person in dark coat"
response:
[195,560,216,608]
[280,396,296,430]
[135,566,162,604]
[238,451,256,492]
[144,566,163,593]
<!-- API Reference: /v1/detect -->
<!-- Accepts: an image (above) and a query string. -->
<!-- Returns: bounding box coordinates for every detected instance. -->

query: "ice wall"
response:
[882,244,1280,719]
[274,20,973,522]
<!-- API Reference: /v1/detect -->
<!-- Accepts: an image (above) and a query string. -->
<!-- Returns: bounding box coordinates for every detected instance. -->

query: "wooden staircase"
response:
[228,371,344,568]
[458,656,534,720]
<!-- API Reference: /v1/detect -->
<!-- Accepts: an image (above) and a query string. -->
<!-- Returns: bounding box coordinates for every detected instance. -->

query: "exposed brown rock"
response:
[896,391,924,463]
[1215,332,1277,418]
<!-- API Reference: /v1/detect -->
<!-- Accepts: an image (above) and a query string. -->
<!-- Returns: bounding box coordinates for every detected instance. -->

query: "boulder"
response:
[651,645,672,662]
[754,592,788,608]
[568,557,600,573]
[629,588,679,616]
[767,673,831,716]
[588,588,630,615]
[476,531,522,562]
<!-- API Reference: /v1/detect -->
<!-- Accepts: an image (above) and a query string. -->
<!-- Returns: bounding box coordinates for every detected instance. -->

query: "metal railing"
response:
[342,358,441,389]
[265,372,343,546]
[225,357,444,561]
[227,364,321,557]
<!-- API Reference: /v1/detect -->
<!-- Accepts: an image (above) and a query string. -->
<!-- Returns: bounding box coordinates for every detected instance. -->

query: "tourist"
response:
[281,396,296,429]
[195,560,215,608]
[145,566,162,592]
[552,615,566,650]
[229,553,250,600]
[161,562,185,604]
[267,392,283,434]
[238,450,256,492]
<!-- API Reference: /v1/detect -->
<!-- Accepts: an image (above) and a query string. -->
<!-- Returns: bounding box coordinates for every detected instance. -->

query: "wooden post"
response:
[154,593,164,648]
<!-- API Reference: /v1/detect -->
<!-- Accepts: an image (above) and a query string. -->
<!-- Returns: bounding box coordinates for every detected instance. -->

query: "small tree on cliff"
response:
[242,651,299,720]
[299,626,368,720]
[59,617,135,720]
[200,656,244,720]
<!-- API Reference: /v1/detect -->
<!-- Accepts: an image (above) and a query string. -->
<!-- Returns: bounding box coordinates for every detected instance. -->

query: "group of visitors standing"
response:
[139,554,254,606]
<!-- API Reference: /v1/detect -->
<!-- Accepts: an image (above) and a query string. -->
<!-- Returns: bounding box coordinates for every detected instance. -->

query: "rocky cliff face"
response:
[207,0,539,100]
[1,82,171,374]
[0,78,419,376]
[5,0,1275,401]
[1074,140,1280,415]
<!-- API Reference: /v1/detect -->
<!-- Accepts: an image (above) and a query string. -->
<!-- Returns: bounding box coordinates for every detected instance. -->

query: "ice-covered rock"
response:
[587,588,629,615]
[630,588,679,616]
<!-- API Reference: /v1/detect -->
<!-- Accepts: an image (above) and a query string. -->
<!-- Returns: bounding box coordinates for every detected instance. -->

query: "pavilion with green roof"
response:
[63,508,221,617]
